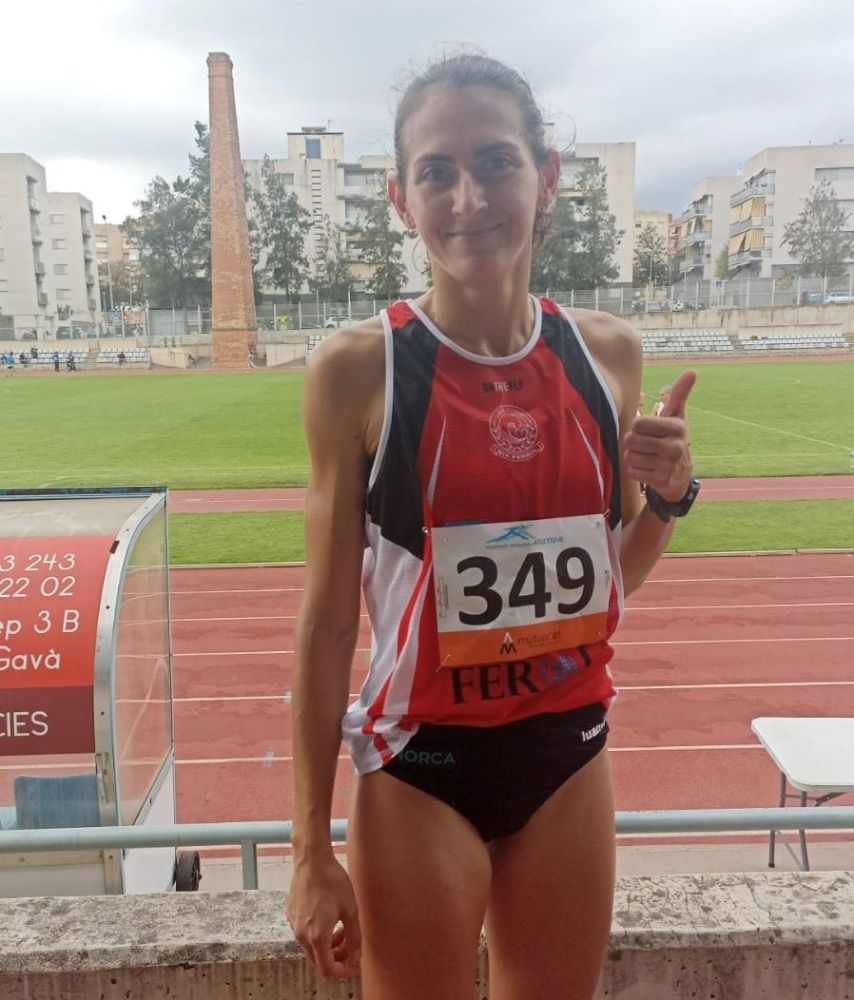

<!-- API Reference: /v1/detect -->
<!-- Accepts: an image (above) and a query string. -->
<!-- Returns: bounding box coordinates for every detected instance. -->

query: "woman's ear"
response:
[538,148,561,211]
[387,170,415,230]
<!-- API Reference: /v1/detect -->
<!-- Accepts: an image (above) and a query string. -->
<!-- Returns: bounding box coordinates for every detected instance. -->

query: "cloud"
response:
[2,0,853,218]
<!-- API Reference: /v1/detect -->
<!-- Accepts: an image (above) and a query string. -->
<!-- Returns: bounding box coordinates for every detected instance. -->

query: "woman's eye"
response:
[484,155,512,174]
[421,166,449,183]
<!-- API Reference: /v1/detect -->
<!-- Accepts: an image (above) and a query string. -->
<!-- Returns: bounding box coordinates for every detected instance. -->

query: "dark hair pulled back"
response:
[393,53,550,186]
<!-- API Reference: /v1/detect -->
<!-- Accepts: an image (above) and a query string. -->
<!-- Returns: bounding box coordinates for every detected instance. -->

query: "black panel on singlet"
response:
[366,314,440,560]
[539,310,622,529]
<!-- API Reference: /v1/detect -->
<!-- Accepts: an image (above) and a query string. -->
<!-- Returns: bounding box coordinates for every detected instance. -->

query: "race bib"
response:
[431,514,611,668]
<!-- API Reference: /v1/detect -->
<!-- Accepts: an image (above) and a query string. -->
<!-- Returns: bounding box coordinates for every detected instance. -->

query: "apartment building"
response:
[243,127,422,295]
[0,154,100,339]
[48,193,100,324]
[0,155,55,339]
[728,145,854,278]
[557,141,636,284]
[676,176,741,281]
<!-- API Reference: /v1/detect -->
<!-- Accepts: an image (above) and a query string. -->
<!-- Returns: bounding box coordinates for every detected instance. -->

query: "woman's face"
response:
[390,85,559,287]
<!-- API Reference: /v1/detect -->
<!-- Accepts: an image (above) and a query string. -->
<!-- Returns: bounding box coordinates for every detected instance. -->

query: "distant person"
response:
[18,352,28,366]
[117,350,127,365]
[4,351,14,376]
[248,347,258,369]
[52,351,60,373]
[637,390,646,419]
[30,344,38,360]
[653,385,672,417]
[66,352,77,373]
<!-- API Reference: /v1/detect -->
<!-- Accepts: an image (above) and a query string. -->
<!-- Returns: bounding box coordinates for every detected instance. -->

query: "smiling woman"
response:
[286,53,697,1000]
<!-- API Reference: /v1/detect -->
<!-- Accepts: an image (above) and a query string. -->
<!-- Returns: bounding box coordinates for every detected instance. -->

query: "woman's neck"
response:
[417,266,535,358]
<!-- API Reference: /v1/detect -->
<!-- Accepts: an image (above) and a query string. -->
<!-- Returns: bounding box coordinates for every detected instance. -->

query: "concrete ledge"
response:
[1,872,852,998]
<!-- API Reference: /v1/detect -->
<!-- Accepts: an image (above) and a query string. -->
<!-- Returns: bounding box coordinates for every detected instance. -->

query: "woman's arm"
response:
[286,323,384,978]
[573,311,695,596]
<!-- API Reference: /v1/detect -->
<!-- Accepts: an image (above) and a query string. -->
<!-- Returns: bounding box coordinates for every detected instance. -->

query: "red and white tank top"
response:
[342,296,623,774]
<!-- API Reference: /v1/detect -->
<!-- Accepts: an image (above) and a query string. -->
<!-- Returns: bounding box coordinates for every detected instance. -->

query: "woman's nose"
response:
[452,172,487,216]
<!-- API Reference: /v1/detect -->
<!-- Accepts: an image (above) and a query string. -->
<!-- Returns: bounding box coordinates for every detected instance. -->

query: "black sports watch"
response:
[645,478,701,523]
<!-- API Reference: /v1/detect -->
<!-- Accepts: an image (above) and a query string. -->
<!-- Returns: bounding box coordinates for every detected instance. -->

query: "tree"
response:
[124,123,210,308]
[529,197,581,291]
[249,155,312,300]
[348,189,408,299]
[309,215,353,302]
[714,246,730,281]
[531,162,623,291]
[633,223,669,288]
[782,179,854,282]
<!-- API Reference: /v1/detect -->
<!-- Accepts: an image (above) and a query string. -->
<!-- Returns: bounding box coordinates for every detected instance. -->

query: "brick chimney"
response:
[207,52,257,367]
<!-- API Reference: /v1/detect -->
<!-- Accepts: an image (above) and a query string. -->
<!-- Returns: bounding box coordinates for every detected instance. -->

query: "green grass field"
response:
[1,359,853,489]
[3,360,853,562]
[642,360,854,477]
[0,371,307,489]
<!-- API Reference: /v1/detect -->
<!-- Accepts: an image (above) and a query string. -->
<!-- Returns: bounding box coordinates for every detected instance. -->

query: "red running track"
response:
[161,551,854,827]
[169,476,854,512]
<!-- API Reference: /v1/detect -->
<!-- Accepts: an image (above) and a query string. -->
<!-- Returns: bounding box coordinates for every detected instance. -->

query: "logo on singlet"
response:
[488,405,544,462]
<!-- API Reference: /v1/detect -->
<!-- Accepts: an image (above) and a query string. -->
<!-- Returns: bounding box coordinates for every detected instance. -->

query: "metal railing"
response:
[1,808,852,891]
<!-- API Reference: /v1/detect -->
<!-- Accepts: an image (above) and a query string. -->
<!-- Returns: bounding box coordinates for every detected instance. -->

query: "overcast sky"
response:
[3,0,853,223]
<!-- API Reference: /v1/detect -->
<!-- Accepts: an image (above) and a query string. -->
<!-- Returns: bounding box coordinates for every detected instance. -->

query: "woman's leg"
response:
[484,749,616,1000]
[348,769,492,1000]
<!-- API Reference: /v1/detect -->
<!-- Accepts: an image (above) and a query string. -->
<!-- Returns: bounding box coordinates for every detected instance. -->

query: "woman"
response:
[287,53,697,1000]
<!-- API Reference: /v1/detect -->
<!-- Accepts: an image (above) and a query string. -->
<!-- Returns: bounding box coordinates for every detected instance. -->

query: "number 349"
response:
[455,547,595,626]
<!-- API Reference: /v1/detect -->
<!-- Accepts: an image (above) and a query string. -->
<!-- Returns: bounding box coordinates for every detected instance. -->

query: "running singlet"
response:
[341,297,624,774]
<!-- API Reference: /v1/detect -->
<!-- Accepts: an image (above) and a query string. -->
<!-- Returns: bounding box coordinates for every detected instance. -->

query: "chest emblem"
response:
[489,405,544,462]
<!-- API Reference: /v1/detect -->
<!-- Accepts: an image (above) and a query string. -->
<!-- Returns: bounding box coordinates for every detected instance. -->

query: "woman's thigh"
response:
[484,748,616,1000]
[348,768,492,1000]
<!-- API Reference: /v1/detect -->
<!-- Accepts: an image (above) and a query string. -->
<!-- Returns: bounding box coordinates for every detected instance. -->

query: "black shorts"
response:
[382,702,608,842]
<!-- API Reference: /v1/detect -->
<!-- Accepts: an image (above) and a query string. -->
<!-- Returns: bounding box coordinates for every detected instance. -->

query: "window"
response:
[305,138,321,159]
[52,238,67,250]
[50,213,66,224]
[816,167,854,183]
[54,263,68,275]
[56,288,71,301]
[279,172,295,184]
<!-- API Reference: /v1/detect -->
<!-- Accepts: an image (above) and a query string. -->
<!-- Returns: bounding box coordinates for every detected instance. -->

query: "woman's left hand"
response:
[622,370,696,501]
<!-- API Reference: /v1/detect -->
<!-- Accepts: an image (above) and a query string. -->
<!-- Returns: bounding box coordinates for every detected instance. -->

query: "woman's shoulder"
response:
[560,307,641,374]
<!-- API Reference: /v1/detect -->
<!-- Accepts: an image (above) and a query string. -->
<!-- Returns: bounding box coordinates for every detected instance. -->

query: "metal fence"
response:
[1,808,852,890]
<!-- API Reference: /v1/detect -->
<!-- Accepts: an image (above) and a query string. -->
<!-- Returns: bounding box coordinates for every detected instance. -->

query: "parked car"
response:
[824,292,854,304]
[323,315,351,329]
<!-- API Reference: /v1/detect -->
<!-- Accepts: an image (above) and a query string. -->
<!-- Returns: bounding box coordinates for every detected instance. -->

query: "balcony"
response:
[730,215,773,237]
[28,196,40,213]
[31,227,43,244]
[34,262,46,277]
[679,254,707,274]
[731,183,775,207]
[84,249,94,262]
[728,249,764,269]
[88,298,98,312]
[37,292,49,307]
[683,230,711,246]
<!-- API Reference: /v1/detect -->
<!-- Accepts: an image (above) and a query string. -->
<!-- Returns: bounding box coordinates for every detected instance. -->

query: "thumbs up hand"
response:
[623,371,696,502]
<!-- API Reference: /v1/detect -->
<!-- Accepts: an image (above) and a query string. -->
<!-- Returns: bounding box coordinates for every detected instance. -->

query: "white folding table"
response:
[751,717,854,871]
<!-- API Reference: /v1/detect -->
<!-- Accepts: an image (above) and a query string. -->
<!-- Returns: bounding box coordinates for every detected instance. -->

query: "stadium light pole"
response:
[101,215,114,313]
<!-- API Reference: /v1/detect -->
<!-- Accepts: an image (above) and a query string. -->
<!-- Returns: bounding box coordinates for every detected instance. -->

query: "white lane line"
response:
[617,680,854,692]
[608,744,761,752]
[625,601,854,612]
[170,637,854,657]
[172,648,371,657]
[171,680,854,704]
[642,574,854,585]
[171,587,306,595]
[172,614,370,623]
[168,604,853,623]
[614,636,854,646]
[170,744,765,765]
[690,404,852,452]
